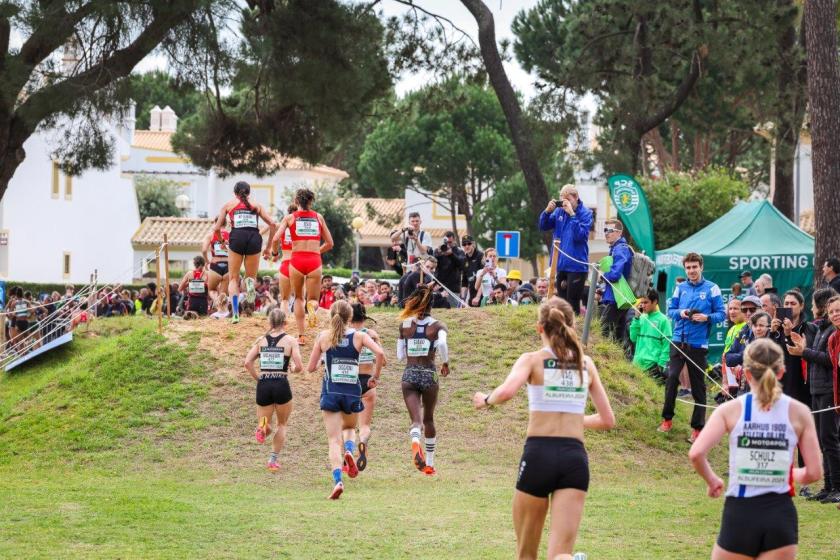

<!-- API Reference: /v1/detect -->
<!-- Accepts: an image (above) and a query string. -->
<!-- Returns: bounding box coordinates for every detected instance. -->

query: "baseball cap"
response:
[741,295,761,308]
[517,282,535,293]
[461,234,474,244]
[508,269,522,281]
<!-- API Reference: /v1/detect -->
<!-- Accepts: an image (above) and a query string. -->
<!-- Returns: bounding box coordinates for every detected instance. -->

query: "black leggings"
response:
[555,271,587,314]
[813,393,840,490]
[402,382,438,438]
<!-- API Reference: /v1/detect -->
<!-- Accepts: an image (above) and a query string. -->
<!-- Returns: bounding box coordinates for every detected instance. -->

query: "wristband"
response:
[484,393,491,407]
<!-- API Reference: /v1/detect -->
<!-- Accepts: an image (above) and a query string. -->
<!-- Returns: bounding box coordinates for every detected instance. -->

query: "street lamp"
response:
[175,194,192,216]
[351,217,365,271]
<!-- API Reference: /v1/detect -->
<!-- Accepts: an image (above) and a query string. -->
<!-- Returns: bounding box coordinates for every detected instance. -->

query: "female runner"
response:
[274,188,333,343]
[244,308,303,471]
[343,302,385,472]
[273,203,297,315]
[213,181,276,323]
[202,226,230,301]
[689,338,822,560]
[398,286,450,476]
[306,301,384,500]
[178,256,210,316]
[472,296,615,560]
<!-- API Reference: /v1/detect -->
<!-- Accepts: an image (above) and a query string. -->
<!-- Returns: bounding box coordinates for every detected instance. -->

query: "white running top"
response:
[526,347,589,415]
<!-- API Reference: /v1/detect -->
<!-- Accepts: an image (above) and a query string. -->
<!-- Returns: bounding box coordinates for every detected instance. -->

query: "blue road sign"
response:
[495,230,521,259]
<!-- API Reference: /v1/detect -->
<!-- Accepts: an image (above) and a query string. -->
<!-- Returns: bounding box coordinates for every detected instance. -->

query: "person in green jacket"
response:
[629,289,672,383]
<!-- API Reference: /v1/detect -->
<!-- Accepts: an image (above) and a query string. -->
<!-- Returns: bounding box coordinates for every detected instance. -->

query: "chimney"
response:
[116,99,136,145]
[160,106,178,132]
[149,105,162,131]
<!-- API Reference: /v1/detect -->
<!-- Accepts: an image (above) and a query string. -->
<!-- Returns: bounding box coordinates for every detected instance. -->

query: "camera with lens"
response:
[402,227,416,238]
[439,243,449,252]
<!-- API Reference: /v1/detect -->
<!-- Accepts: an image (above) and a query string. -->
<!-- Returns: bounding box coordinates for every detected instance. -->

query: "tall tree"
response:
[357,79,516,237]
[0,1,218,202]
[127,71,203,129]
[460,0,552,249]
[804,0,840,277]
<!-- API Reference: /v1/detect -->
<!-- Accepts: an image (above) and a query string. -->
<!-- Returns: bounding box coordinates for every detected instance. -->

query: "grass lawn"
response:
[0,309,835,559]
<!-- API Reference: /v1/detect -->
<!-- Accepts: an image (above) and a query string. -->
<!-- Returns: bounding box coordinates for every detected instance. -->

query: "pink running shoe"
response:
[267,460,280,472]
[344,450,359,479]
[255,417,271,444]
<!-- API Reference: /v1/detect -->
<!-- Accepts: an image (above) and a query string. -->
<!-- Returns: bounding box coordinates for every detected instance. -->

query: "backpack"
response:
[627,248,655,297]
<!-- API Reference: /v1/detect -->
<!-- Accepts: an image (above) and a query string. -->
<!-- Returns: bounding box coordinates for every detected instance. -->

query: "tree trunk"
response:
[772,5,807,221]
[804,0,840,282]
[460,0,552,251]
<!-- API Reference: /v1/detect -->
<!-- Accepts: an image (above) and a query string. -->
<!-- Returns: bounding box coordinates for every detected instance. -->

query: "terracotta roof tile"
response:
[132,217,214,247]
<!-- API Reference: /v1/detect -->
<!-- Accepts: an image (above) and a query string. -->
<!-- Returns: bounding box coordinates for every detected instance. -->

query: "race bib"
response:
[330,357,359,384]
[543,359,586,403]
[407,338,431,357]
[233,211,258,229]
[213,241,228,257]
[260,347,287,371]
[359,347,375,364]
[188,280,206,294]
[734,434,791,486]
[295,217,319,237]
[15,303,27,316]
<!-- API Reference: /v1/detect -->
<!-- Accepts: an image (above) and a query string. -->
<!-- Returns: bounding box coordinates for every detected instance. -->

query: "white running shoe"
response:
[245,277,256,304]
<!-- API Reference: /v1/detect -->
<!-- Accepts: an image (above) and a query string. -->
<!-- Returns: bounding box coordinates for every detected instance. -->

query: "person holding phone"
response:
[472,248,507,306]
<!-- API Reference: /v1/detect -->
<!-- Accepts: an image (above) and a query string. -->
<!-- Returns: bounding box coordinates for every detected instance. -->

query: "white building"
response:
[0,115,140,284]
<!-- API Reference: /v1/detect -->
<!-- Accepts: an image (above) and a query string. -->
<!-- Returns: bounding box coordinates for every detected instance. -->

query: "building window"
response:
[64,173,72,200]
[51,162,59,198]
[63,252,71,278]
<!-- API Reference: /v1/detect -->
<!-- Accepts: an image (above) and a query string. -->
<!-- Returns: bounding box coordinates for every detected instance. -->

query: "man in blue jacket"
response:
[538,184,593,314]
[658,252,726,443]
[601,219,633,344]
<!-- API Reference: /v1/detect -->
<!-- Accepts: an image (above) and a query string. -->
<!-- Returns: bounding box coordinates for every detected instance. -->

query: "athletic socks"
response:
[332,467,342,484]
[232,294,239,316]
[269,451,278,463]
[344,440,355,455]
[425,437,436,467]
[409,426,421,444]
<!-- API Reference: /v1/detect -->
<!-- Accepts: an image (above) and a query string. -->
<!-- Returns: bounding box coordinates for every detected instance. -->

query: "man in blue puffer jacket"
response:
[538,184,593,314]
[658,252,726,443]
[601,219,633,344]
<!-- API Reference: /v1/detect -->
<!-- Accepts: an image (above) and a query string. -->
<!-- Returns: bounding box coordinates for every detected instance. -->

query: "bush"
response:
[640,168,750,250]
[135,175,182,221]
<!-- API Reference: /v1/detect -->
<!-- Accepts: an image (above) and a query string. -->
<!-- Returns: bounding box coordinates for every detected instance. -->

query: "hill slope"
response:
[0,309,834,559]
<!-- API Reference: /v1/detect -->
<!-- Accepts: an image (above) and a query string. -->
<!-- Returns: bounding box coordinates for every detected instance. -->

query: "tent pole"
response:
[582,267,600,346]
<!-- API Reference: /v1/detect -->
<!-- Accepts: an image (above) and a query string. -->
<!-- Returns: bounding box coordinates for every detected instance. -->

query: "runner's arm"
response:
[474,353,532,408]
[583,359,615,430]
[243,340,261,381]
[791,401,823,485]
[435,328,449,363]
[688,403,733,497]
[397,335,406,361]
[359,332,385,379]
[289,340,304,373]
[318,213,334,254]
[212,205,228,239]
[306,334,324,373]
[178,272,191,293]
[201,233,212,265]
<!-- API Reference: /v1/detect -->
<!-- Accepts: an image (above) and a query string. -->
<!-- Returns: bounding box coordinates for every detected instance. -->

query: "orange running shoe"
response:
[411,440,426,471]
[422,465,437,476]
[328,481,344,500]
[344,450,359,479]
[297,335,307,346]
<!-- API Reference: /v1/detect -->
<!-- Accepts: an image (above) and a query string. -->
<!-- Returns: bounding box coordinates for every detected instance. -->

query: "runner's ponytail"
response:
[743,338,783,410]
[328,300,352,348]
[234,181,252,210]
[539,297,584,382]
[400,285,433,320]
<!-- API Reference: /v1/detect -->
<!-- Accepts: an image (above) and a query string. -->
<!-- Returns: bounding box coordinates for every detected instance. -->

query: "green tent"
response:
[654,200,814,361]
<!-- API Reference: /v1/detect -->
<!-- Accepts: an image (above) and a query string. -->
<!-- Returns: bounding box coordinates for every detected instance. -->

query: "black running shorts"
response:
[209,262,229,277]
[187,298,208,316]
[256,376,292,406]
[229,229,262,256]
[360,374,373,396]
[515,436,589,497]
[717,493,797,557]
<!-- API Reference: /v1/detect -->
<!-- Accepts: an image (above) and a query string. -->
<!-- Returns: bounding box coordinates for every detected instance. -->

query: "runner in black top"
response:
[244,309,303,471]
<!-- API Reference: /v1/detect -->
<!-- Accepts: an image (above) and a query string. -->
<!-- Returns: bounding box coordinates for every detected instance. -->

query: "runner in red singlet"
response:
[202,227,230,302]
[178,256,210,316]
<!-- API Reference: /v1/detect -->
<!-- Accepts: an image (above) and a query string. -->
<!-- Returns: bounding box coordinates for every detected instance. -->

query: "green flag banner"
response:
[607,174,655,257]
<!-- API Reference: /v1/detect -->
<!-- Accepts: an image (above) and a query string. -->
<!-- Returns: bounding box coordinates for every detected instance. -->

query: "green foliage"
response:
[134,175,181,221]
[173,0,391,176]
[357,78,517,232]
[473,175,546,263]
[640,168,750,250]
[126,71,203,129]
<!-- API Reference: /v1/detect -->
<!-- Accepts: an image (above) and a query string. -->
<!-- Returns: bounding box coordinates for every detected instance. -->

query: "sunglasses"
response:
[603,228,619,234]
[741,306,757,313]
[462,241,473,246]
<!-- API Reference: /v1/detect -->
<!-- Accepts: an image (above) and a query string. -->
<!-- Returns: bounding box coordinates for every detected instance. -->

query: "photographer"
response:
[434,231,466,307]
[461,235,483,306]
[471,247,506,306]
[403,211,433,265]
[386,229,409,276]
[538,183,593,314]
